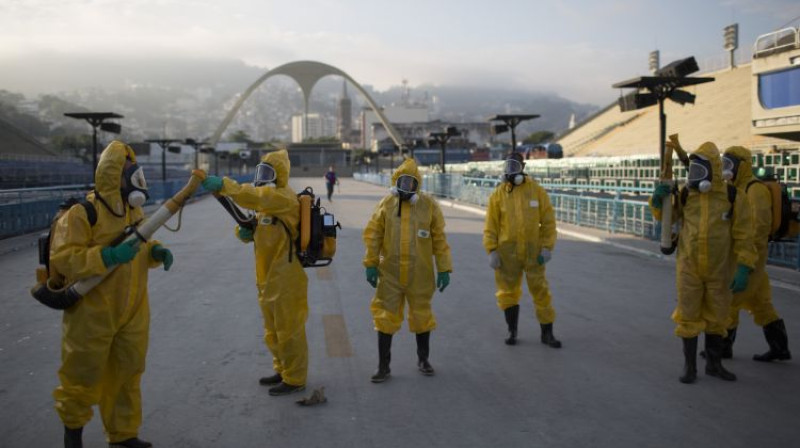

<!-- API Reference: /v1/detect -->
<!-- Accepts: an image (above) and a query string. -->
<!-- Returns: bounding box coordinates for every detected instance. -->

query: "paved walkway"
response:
[1,177,798,447]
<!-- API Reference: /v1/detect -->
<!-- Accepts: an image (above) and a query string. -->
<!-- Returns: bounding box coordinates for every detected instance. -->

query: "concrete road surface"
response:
[1,177,798,447]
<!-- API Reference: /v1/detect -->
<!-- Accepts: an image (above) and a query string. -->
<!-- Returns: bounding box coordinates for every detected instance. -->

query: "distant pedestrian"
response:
[324,166,338,202]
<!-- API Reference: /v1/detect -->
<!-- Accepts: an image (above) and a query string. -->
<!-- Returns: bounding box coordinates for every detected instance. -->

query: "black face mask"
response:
[120,163,149,207]
[722,154,740,181]
[687,156,712,193]
[396,175,419,201]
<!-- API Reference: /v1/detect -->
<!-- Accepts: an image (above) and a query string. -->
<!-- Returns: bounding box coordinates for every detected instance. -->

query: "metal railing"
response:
[354,172,800,269]
[0,174,253,239]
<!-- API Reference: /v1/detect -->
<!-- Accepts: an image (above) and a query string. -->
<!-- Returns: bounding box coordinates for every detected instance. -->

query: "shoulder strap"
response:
[78,200,97,227]
[727,184,737,205]
[680,186,689,207]
[745,179,760,193]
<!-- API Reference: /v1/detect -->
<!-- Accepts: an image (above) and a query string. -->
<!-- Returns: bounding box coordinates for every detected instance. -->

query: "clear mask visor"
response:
[504,159,524,176]
[687,161,710,184]
[254,163,277,186]
[396,174,419,194]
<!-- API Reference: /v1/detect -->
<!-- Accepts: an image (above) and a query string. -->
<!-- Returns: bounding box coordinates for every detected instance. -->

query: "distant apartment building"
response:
[360,104,430,151]
[291,113,327,143]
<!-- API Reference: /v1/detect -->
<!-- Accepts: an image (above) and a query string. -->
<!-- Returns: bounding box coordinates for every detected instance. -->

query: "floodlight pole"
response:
[64,112,123,182]
[146,139,181,182]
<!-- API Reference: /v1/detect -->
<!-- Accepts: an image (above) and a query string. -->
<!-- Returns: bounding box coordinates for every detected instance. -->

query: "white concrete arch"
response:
[209,60,404,149]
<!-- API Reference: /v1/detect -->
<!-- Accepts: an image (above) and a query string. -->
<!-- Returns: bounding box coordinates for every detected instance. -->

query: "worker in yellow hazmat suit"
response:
[721,146,791,362]
[202,150,309,396]
[363,158,452,383]
[483,152,561,348]
[650,142,757,384]
[51,141,172,448]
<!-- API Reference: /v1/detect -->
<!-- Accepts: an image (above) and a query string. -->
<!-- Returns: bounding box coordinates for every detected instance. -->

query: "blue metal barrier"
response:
[0,174,253,239]
[354,172,800,270]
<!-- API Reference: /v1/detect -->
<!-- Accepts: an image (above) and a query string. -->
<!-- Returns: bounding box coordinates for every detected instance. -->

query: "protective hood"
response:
[691,141,725,191]
[391,158,422,187]
[95,140,137,213]
[724,145,754,188]
[261,149,290,188]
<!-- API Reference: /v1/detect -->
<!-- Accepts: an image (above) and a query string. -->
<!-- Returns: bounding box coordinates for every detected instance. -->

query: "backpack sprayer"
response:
[30,170,207,309]
[214,186,340,268]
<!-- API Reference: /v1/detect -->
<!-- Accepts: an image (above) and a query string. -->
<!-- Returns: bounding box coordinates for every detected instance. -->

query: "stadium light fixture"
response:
[64,112,124,182]
[145,138,182,182]
[429,126,462,173]
[487,114,540,153]
[613,56,714,255]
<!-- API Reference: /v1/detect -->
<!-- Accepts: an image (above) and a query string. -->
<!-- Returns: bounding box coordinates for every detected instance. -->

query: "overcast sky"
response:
[1,0,799,105]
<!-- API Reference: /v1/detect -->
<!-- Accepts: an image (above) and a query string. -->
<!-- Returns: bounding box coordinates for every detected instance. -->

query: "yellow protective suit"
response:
[483,176,557,323]
[651,142,757,338]
[724,146,780,328]
[50,141,164,443]
[219,150,309,386]
[363,159,452,334]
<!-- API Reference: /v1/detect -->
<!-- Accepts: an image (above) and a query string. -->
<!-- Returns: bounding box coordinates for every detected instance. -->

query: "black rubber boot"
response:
[703,327,738,360]
[268,382,305,396]
[108,437,152,448]
[704,333,737,381]
[258,373,283,386]
[679,337,698,384]
[64,426,83,448]
[540,323,562,348]
[371,332,392,383]
[754,319,792,362]
[504,305,519,345]
[416,331,435,376]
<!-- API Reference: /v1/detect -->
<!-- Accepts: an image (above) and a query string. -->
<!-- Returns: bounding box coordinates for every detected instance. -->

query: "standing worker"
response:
[721,146,791,362]
[51,141,173,448]
[483,152,561,348]
[650,142,757,384]
[324,165,338,202]
[363,158,452,383]
[202,150,310,396]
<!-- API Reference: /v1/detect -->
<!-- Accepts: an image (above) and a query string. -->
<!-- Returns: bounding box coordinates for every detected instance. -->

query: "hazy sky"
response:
[1,0,799,105]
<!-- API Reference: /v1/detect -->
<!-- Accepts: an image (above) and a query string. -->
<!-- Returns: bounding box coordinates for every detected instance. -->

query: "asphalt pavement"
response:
[1,177,798,447]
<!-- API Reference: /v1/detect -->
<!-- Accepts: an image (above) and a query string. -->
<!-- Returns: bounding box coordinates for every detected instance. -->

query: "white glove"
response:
[538,249,552,265]
[489,251,501,270]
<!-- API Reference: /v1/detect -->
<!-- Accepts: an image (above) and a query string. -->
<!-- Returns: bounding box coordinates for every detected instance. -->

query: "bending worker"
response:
[721,146,791,362]
[50,141,173,448]
[650,141,756,384]
[202,150,309,396]
[483,152,562,348]
[363,158,452,383]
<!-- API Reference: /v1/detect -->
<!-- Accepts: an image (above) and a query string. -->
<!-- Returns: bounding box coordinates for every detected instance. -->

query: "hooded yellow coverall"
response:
[50,141,164,443]
[724,146,780,328]
[221,150,309,386]
[363,159,452,334]
[483,176,557,323]
[651,142,757,338]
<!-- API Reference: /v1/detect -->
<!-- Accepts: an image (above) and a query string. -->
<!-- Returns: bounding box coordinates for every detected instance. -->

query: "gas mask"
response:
[121,162,149,208]
[687,155,712,193]
[395,174,419,203]
[254,163,277,187]
[503,158,525,186]
[721,154,740,182]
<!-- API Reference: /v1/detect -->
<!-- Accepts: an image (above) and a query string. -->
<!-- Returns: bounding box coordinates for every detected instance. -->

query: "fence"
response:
[354,172,800,269]
[0,173,253,239]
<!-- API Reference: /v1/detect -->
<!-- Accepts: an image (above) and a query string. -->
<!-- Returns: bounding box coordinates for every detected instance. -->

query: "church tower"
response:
[337,79,352,143]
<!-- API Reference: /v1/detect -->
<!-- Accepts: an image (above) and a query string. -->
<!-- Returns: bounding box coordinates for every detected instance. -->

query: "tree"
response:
[229,129,253,144]
[523,131,555,144]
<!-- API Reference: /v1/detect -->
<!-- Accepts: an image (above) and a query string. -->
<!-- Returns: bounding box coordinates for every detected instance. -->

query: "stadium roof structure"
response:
[0,116,57,157]
[558,64,799,157]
